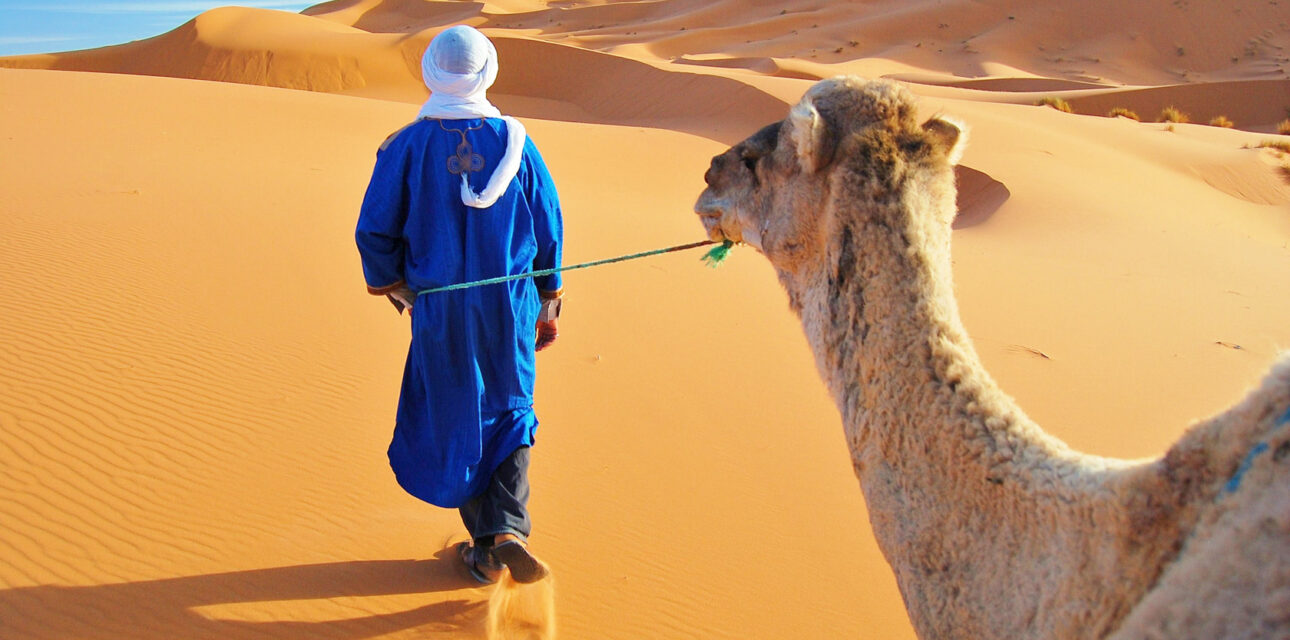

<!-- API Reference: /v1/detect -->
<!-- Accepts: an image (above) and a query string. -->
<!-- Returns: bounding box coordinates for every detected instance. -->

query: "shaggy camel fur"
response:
[694,76,1290,639]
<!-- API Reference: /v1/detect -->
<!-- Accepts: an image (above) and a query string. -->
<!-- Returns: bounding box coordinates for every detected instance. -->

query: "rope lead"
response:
[415,238,736,297]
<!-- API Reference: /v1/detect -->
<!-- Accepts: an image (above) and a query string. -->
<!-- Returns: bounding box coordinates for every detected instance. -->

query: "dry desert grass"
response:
[1158,106,1190,123]
[1258,139,1290,153]
[1036,97,1074,113]
[1109,107,1141,121]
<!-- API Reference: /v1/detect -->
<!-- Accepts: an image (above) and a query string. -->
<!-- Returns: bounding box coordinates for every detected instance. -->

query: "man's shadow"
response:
[0,548,487,640]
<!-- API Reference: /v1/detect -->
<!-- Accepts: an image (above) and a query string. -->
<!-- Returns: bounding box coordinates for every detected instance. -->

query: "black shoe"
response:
[457,541,503,584]
[492,540,550,583]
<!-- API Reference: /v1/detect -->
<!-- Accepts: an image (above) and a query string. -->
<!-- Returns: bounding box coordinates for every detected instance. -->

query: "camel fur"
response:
[693,76,1290,640]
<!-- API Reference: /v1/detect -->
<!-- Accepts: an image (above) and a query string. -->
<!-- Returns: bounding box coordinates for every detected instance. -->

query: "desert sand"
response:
[1,1,1288,638]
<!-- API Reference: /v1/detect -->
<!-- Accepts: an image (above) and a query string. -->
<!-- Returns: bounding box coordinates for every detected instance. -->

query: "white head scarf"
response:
[417,25,526,209]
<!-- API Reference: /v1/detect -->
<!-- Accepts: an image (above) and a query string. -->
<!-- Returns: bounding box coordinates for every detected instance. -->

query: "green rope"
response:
[416,238,735,296]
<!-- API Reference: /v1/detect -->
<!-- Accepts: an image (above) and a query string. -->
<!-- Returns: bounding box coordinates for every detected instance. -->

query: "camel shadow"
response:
[953,165,1011,229]
[0,549,488,640]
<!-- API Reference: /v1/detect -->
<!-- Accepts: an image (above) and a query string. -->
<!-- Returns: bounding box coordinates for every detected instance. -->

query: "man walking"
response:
[355,25,563,584]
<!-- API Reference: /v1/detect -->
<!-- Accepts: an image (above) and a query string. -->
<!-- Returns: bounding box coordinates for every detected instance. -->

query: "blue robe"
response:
[355,117,563,508]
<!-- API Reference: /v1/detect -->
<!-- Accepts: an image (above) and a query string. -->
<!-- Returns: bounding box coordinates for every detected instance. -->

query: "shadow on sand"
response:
[0,549,487,640]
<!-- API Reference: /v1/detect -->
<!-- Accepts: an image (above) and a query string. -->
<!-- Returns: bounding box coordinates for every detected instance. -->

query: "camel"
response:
[694,76,1290,639]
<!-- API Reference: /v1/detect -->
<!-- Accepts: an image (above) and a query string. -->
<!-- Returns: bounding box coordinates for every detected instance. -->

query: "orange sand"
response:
[2,1,1289,638]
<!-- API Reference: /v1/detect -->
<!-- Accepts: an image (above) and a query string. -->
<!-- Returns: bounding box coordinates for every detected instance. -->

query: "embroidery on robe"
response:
[440,120,486,176]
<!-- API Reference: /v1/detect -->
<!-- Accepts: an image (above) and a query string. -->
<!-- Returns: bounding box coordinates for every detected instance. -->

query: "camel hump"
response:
[1110,455,1290,639]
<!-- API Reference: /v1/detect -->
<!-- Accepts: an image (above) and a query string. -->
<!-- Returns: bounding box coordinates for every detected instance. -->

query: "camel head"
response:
[695,76,967,274]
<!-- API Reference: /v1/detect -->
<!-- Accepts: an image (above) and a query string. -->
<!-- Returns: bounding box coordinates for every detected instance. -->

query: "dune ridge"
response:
[6,0,1290,131]
[0,6,787,141]
[307,0,1290,85]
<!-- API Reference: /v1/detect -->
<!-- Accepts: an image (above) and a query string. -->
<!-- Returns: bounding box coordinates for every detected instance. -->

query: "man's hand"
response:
[536,318,558,351]
[387,285,416,314]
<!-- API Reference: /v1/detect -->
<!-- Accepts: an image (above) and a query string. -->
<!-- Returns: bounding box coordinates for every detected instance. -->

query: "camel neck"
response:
[772,192,1254,637]
[783,209,1058,468]
[778,207,1120,636]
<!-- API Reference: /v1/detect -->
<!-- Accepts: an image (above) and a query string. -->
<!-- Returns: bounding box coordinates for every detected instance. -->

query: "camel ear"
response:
[922,116,968,166]
[788,97,835,173]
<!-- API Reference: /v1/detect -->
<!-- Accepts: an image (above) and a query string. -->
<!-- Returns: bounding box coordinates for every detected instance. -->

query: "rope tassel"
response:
[701,240,735,268]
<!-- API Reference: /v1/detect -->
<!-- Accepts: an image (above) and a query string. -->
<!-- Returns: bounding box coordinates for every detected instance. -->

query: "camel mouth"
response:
[694,199,730,242]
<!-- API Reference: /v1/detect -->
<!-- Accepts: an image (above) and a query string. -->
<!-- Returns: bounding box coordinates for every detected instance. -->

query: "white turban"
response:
[417,25,526,209]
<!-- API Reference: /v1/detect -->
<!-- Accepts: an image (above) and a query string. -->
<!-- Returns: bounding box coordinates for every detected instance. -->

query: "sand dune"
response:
[1065,79,1290,131]
[0,7,425,101]
[2,0,1290,638]
[7,0,1290,131]
[304,0,488,32]
[0,6,786,141]
[6,0,1290,146]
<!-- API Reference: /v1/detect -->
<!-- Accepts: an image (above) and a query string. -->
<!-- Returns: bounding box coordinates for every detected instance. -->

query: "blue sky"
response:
[0,1,317,56]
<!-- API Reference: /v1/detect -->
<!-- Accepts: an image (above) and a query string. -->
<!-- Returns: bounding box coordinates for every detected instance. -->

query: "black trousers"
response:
[459,446,532,546]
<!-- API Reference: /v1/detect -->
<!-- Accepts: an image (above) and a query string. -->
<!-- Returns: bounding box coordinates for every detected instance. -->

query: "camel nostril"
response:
[694,199,725,218]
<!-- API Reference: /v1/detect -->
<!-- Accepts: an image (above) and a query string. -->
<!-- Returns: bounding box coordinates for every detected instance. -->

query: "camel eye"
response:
[742,155,758,173]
